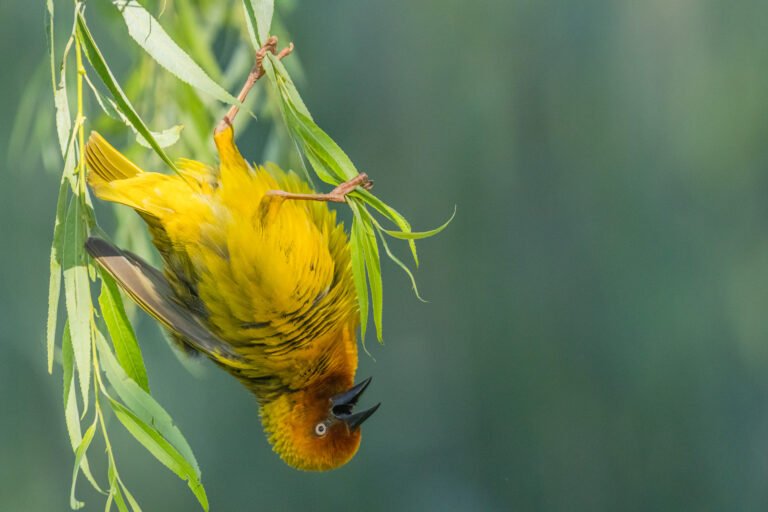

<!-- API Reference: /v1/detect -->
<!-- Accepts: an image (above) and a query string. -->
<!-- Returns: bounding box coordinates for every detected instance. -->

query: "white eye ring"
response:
[314,422,328,436]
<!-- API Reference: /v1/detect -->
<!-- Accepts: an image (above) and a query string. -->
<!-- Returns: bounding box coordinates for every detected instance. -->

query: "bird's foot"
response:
[255,36,294,79]
[328,173,374,201]
[266,174,373,204]
[216,36,294,134]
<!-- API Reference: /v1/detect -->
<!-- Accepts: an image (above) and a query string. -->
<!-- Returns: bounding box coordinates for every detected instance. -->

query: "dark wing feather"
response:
[85,237,246,365]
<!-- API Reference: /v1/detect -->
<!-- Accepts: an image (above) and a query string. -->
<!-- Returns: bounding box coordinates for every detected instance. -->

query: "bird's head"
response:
[260,376,380,471]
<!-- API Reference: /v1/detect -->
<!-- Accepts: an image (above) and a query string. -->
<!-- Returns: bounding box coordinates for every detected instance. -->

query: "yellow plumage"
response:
[85,124,377,471]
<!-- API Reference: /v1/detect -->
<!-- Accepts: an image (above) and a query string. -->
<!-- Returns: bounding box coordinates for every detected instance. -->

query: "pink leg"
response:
[267,174,374,203]
[215,36,294,135]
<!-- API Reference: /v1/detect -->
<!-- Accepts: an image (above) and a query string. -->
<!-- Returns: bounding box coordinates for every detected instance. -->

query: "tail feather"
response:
[83,132,189,278]
[84,131,162,214]
[85,132,144,190]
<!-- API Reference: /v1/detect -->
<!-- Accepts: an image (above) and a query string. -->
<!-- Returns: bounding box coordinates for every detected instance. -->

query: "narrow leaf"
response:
[47,118,80,373]
[352,191,419,266]
[104,488,114,512]
[120,482,142,512]
[359,212,383,342]
[241,0,261,51]
[112,0,238,104]
[62,321,74,408]
[63,322,102,493]
[245,0,274,46]
[95,334,199,476]
[106,457,133,512]
[70,419,98,510]
[53,85,72,157]
[62,196,92,413]
[381,205,456,240]
[83,80,184,151]
[109,400,209,511]
[111,486,129,512]
[50,8,77,158]
[76,13,180,174]
[46,0,55,90]
[47,178,68,373]
[302,145,342,186]
[269,55,312,118]
[99,271,150,392]
[135,124,183,149]
[285,102,357,181]
[350,206,369,341]
[376,228,426,302]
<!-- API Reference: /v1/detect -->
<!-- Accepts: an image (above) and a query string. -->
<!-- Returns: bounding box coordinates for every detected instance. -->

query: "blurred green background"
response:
[4,1,768,510]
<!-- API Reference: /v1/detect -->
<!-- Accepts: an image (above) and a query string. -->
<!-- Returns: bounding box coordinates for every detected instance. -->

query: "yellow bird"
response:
[84,37,379,471]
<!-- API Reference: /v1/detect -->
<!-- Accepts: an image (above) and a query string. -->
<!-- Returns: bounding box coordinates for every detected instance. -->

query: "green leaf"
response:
[47,176,69,374]
[88,91,183,150]
[283,98,357,182]
[245,0,274,46]
[119,481,142,512]
[99,271,150,392]
[47,0,74,158]
[376,228,426,303]
[82,72,123,122]
[349,206,369,342]
[359,211,383,342]
[63,323,91,488]
[53,84,72,158]
[109,399,208,511]
[54,19,79,159]
[45,0,55,89]
[106,459,133,512]
[63,323,102,494]
[302,145,341,187]
[241,0,261,52]
[47,116,81,374]
[381,205,456,240]
[269,56,312,118]
[70,418,98,510]
[76,12,180,175]
[135,124,183,149]
[95,334,200,477]
[62,320,74,407]
[111,0,238,105]
[62,195,92,413]
[352,190,419,266]
[111,485,129,512]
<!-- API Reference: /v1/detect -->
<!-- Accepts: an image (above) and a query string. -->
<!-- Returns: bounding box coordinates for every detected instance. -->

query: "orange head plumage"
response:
[261,376,380,471]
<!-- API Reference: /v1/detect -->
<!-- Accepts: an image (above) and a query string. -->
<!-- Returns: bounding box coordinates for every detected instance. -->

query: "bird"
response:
[84,36,380,471]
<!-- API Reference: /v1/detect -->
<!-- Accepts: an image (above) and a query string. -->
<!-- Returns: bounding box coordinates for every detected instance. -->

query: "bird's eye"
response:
[314,422,327,437]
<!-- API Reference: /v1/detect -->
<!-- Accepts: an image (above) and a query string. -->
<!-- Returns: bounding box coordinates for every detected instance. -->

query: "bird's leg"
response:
[214,36,294,135]
[266,174,374,203]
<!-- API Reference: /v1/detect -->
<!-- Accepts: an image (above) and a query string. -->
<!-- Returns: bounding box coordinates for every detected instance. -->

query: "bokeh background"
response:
[4,0,768,510]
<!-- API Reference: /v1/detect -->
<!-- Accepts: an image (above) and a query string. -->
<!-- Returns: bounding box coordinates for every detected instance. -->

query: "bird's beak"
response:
[331,377,381,430]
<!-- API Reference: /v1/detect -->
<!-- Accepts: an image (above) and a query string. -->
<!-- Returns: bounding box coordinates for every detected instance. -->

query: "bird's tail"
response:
[83,132,173,217]
[85,132,144,192]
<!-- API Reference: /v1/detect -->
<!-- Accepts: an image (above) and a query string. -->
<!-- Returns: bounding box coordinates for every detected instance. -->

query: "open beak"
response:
[331,377,381,430]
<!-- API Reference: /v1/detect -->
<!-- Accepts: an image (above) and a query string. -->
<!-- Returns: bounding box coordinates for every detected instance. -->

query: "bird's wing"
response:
[85,237,247,367]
